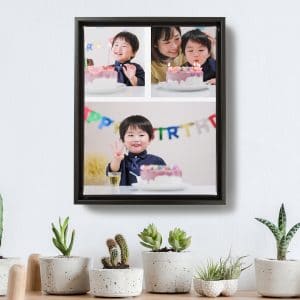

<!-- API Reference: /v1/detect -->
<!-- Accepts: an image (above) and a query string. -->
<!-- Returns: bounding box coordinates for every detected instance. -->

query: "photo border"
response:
[74,17,226,205]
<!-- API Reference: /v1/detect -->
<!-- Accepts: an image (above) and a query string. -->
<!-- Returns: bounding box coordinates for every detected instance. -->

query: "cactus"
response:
[255,203,300,260]
[0,194,3,248]
[115,234,129,265]
[51,217,75,256]
[138,224,162,251]
[101,234,129,269]
[168,227,191,252]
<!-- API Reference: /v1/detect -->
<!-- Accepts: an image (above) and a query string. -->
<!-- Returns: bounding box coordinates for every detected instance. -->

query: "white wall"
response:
[1,0,300,290]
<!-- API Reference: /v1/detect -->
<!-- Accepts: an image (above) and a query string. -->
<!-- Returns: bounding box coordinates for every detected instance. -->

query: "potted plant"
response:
[194,255,250,297]
[39,217,90,294]
[89,234,143,297]
[138,224,192,293]
[0,194,21,296]
[255,203,300,297]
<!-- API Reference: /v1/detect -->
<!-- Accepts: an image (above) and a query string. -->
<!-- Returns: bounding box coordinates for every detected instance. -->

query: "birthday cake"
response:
[85,65,118,90]
[166,66,203,87]
[139,165,182,185]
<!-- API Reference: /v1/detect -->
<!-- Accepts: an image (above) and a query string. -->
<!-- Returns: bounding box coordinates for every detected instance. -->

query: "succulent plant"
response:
[51,217,75,256]
[168,228,191,252]
[138,224,162,251]
[101,234,129,269]
[0,194,3,248]
[196,260,223,281]
[255,203,300,260]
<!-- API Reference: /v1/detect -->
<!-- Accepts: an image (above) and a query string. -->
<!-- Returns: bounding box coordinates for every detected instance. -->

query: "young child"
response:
[107,115,166,186]
[181,29,216,84]
[111,31,145,86]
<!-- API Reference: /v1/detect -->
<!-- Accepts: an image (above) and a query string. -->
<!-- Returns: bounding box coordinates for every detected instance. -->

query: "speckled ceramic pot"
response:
[221,279,238,296]
[39,256,90,295]
[193,278,204,296]
[0,257,21,295]
[255,258,300,297]
[89,268,143,297]
[201,280,224,297]
[142,251,193,293]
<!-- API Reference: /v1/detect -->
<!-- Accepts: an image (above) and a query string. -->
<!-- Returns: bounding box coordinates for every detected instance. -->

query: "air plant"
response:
[255,203,300,260]
[101,234,129,269]
[51,217,75,256]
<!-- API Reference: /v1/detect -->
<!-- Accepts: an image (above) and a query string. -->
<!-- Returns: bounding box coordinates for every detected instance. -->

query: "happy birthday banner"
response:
[84,107,216,141]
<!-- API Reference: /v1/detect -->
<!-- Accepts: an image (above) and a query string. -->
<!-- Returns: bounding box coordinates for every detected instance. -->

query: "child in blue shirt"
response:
[181,29,216,84]
[111,31,145,86]
[107,115,166,186]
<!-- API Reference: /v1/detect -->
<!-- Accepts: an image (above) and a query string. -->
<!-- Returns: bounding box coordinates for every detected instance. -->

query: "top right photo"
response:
[151,26,217,98]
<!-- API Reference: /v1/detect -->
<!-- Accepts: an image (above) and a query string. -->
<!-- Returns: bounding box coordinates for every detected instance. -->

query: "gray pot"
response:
[255,257,300,297]
[39,256,90,295]
[0,257,21,295]
[89,268,143,297]
[142,251,192,293]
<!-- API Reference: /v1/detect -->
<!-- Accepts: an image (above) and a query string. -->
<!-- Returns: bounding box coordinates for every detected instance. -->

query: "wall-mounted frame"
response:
[74,17,225,204]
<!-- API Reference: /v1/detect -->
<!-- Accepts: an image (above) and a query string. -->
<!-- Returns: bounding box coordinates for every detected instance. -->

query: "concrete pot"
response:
[0,257,21,295]
[255,257,300,297]
[221,279,238,296]
[142,251,193,293]
[201,280,224,297]
[89,268,143,297]
[40,256,90,295]
[193,278,204,296]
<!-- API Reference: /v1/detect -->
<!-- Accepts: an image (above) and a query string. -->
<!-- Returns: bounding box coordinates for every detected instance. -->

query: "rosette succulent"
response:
[255,203,300,260]
[168,228,191,252]
[138,224,162,251]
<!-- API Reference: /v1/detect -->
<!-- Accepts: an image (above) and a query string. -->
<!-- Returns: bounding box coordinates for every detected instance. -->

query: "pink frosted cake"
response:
[85,65,118,88]
[166,66,203,86]
[140,165,182,185]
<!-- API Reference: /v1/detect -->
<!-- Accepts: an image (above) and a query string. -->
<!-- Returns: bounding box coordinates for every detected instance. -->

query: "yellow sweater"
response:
[151,52,186,84]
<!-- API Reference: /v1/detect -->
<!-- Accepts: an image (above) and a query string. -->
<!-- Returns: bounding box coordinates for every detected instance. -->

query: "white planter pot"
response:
[221,279,238,296]
[193,278,204,296]
[0,257,21,295]
[255,258,300,297]
[40,256,90,295]
[89,268,143,297]
[201,280,223,297]
[142,251,193,293]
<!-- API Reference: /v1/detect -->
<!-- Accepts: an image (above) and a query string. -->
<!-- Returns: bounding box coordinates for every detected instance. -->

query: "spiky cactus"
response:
[255,203,300,260]
[168,227,191,252]
[51,217,75,256]
[138,224,162,251]
[101,234,129,269]
[0,194,3,249]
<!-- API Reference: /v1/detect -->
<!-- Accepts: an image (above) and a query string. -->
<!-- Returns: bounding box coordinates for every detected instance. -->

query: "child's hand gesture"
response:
[123,64,138,86]
[112,140,125,162]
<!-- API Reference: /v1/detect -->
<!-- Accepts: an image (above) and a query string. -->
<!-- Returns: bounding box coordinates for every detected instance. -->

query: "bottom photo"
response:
[83,101,216,196]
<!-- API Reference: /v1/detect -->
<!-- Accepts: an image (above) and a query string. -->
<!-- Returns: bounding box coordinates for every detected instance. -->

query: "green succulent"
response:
[138,224,162,251]
[255,203,300,260]
[168,227,191,252]
[196,260,223,281]
[51,217,75,256]
[0,194,3,248]
[101,234,129,269]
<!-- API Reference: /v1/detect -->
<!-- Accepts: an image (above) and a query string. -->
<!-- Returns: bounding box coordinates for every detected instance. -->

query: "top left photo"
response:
[84,27,146,97]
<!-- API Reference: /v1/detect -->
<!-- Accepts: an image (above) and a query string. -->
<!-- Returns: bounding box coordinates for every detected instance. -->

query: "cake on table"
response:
[85,65,118,90]
[139,165,182,185]
[166,66,203,87]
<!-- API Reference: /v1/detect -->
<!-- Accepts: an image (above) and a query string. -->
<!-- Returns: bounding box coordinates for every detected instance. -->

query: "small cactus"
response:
[255,203,300,260]
[101,234,129,269]
[0,194,3,248]
[138,224,162,251]
[168,227,191,252]
[51,217,75,256]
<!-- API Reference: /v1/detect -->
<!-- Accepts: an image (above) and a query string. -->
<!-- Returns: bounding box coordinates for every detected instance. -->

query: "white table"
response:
[84,185,216,195]
[151,84,216,98]
[85,86,145,98]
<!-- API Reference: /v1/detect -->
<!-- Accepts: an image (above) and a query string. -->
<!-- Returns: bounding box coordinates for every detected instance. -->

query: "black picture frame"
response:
[74,17,226,205]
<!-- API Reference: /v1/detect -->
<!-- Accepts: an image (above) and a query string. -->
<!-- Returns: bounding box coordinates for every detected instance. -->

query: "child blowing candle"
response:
[106,115,166,186]
[111,31,145,86]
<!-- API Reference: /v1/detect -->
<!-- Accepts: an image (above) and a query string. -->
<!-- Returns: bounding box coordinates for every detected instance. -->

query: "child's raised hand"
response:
[112,140,125,162]
[123,64,137,80]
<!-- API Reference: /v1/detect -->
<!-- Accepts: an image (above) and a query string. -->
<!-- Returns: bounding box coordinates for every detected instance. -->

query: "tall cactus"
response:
[255,203,300,260]
[51,217,75,256]
[0,194,3,248]
[101,234,129,269]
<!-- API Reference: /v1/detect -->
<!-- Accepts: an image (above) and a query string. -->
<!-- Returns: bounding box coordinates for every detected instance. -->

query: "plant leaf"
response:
[255,218,280,242]
[278,203,286,236]
[286,222,300,245]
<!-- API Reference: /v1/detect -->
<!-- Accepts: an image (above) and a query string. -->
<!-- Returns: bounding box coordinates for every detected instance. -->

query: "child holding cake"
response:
[181,29,216,84]
[106,115,166,186]
[111,31,145,86]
